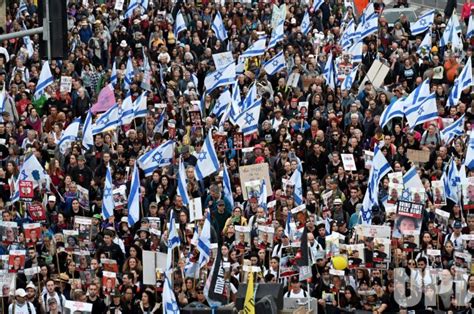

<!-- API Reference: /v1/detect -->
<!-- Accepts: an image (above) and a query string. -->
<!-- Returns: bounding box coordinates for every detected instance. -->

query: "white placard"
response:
[60,76,72,93]
[341,154,357,171]
[243,265,261,272]
[290,204,305,214]
[267,200,277,208]
[462,234,474,240]
[329,269,345,276]
[234,226,251,233]
[435,209,450,218]
[114,0,124,11]
[189,198,203,222]
[257,225,275,233]
[427,249,441,256]
[212,51,234,70]
[64,300,93,313]
[355,225,392,238]
[24,266,40,276]
[322,190,333,205]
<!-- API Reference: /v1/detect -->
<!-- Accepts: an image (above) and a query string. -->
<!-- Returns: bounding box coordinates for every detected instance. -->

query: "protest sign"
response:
[60,76,72,93]
[341,154,357,171]
[27,203,46,221]
[19,180,34,201]
[407,149,430,164]
[239,163,272,200]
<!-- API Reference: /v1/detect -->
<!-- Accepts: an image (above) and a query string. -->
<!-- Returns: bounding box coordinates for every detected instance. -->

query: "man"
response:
[70,155,93,189]
[42,279,66,313]
[100,229,125,265]
[284,277,308,298]
[24,247,38,268]
[25,282,40,313]
[9,288,36,314]
[46,298,60,314]
[87,283,106,313]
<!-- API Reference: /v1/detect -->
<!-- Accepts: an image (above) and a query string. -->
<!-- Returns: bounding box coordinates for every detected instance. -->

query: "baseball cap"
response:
[15,289,27,297]
[333,198,343,205]
[48,195,56,202]
[453,220,462,229]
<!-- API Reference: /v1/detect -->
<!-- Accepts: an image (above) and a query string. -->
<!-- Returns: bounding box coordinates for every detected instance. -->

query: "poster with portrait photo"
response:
[74,216,92,241]
[373,238,391,265]
[432,180,447,206]
[298,101,309,119]
[64,300,93,314]
[244,180,262,200]
[23,223,42,245]
[462,177,474,211]
[388,183,403,204]
[113,185,127,210]
[410,188,426,204]
[63,230,80,251]
[393,201,423,238]
[388,172,403,185]
[279,246,299,278]
[0,256,8,270]
[234,226,251,256]
[102,271,116,295]
[76,184,90,211]
[325,232,342,256]
[0,221,18,244]
[189,110,202,128]
[257,225,274,247]
[0,272,15,297]
[213,131,228,153]
[346,244,365,269]
[8,250,25,273]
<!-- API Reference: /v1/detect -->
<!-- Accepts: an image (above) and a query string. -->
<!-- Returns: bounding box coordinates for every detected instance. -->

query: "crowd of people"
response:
[0,0,474,313]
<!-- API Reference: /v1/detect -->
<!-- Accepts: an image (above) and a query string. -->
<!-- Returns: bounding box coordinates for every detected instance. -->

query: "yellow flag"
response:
[243,272,255,314]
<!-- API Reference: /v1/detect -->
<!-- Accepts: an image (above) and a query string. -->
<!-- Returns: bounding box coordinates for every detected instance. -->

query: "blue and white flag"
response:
[348,40,362,63]
[407,92,438,128]
[23,34,34,58]
[301,11,311,35]
[222,162,234,209]
[468,16,474,38]
[361,145,392,224]
[323,53,336,89]
[137,140,174,177]
[82,110,94,151]
[168,210,181,249]
[241,83,260,111]
[440,15,462,47]
[240,36,267,58]
[268,19,284,49]
[0,84,6,117]
[127,164,140,227]
[177,157,190,206]
[11,154,51,203]
[289,167,303,205]
[174,10,187,39]
[58,118,81,154]
[358,13,378,40]
[380,97,405,128]
[340,19,356,50]
[263,50,286,76]
[102,166,114,219]
[204,61,236,93]
[163,274,180,314]
[133,92,148,119]
[110,60,117,86]
[212,89,231,118]
[404,79,431,123]
[447,58,473,107]
[195,130,219,180]
[120,94,135,125]
[466,134,474,169]
[258,179,267,211]
[410,9,434,35]
[234,100,261,135]
[441,114,465,144]
[403,166,424,189]
[34,62,53,99]
[211,11,227,42]
[284,211,292,239]
[92,104,119,135]
[360,2,375,23]
[341,66,358,91]
[124,0,148,18]
[312,0,324,11]
[124,57,134,90]
[417,32,432,56]
[17,0,27,19]
[197,213,212,268]
[444,158,460,203]
[228,81,242,123]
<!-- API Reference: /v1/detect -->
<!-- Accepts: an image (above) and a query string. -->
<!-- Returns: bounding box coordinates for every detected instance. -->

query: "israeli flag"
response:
[361,145,392,224]
[258,180,268,211]
[102,166,114,219]
[211,11,227,42]
[195,130,219,180]
[444,157,460,203]
[212,89,231,118]
[348,40,362,63]
[340,19,356,50]
[284,211,292,239]
[124,0,147,18]
[234,99,261,135]
[301,11,311,35]
[341,66,358,91]
[417,32,432,56]
[177,157,190,206]
[380,97,405,128]
[241,83,260,111]
[440,15,462,47]
[229,81,242,123]
[11,154,51,203]
[313,0,324,10]
[120,95,135,125]
[466,134,474,169]
[447,58,473,107]
[410,10,434,35]
[323,52,336,89]
[174,10,187,39]
[403,166,424,189]
[17,0,28,18]
[133,92,148,119]
[168,211,181,249]
[289,167,303,205]
[441,114,465,144]
[358,13,378,40]
[263,50,286,76]
[163,274,180,314]
[127,164,140,227]
[468,16,474,38]
[0,84,6,117]
[222,162,234,209]
[58,118,81,154]
[197,213,212,268]
[268,19,284,49]
[137,140,174,177]
[404,79,431,123]
[204,61,236,93]
[110,60,117,86]
[23,34,34,58]
[360,2,375,23]
[82,110,94,151]
[124,57,134,90]
[92,104,119,135]
[240,36,267,58]
[34,61,54,99]
[407,92,438,128]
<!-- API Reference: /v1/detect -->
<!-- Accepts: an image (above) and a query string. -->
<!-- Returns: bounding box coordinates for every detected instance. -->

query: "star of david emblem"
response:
[104,187,112,198]
[420,19,427,26]
[296,187,302,195]
[166,302,180,313]
[302,22,308,30]
[417,107,424,115]
[245,112,255,125]
[362,209,371,221]
[372,168,380,182]
[451,178,457,186]
[198,151,207,162]
[364,22,371,30]
[152,151,163,164]
[272,59,279,67]
[401,189,411,201]
[214,71,223,81]
[101,116,109,125]
[219,24,225,33]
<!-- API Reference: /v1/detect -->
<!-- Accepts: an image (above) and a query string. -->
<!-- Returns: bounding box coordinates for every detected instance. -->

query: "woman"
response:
[442,240,455,268]
[49,158,65,188]
[122,257,143,280]
[223,207,248,234]
[339,285,361,312]
[136,289,160,313]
